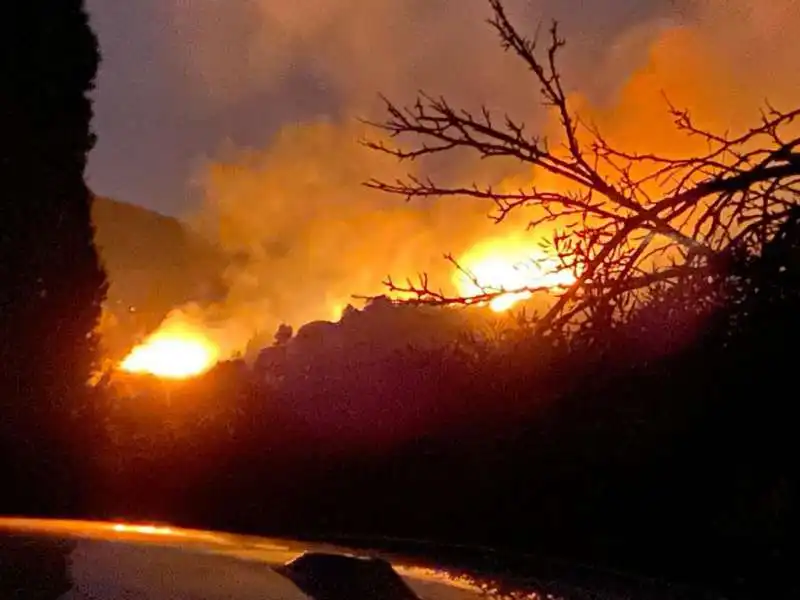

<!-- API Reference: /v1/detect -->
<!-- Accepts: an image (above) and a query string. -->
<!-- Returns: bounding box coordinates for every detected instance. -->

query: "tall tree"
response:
[0,1,107,511]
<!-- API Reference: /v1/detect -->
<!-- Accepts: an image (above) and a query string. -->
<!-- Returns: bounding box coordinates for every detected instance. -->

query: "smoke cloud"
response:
[156,0,800,356]
[575,0,800,155]
[185,119,510,353]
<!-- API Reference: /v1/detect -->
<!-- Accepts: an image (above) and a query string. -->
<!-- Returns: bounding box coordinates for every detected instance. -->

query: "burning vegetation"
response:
[119,320,219,380]
[100,0,800,380]
[450,235,577,312]
[114,239,574,379]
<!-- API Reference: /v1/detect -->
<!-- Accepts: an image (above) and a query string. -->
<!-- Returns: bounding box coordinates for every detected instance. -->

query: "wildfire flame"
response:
[456,238,576,312]
[114,238,573,378]
[119,321,220,379]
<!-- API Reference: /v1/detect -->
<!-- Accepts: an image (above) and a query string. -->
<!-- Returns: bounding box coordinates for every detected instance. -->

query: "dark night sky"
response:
[84,0,673,217]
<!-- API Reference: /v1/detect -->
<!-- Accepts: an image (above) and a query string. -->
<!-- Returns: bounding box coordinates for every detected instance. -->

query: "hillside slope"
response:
[92,196,227,358]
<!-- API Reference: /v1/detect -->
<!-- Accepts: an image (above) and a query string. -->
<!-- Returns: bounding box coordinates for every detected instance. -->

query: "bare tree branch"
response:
[362,0,800,337]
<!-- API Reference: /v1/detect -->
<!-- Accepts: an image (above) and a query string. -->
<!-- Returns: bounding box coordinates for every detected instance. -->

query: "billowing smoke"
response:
[184,119,512,353]
[576,0,800,154]
[170,0,546,114]
[152,0,800,357]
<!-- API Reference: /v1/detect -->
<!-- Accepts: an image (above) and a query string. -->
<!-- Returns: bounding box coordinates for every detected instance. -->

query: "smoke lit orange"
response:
[455,238,575,312]
[119,322,219,379]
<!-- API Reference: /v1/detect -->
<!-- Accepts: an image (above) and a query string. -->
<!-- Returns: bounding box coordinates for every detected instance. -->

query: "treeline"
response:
[86,220,799,599]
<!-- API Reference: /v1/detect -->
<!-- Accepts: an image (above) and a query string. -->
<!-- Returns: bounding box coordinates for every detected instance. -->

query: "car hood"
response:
[0,518,502,600]
[1,517,724,599]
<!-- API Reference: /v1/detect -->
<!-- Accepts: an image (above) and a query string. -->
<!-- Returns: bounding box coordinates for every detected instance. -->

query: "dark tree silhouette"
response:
[0,2,106,512]
[365,0,800,341]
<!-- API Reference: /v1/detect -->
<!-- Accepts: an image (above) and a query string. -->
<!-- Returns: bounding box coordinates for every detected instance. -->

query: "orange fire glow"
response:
[119,322,220,379]
[455,238,576,312]
[113,239,573,375]
[111,523,176,536]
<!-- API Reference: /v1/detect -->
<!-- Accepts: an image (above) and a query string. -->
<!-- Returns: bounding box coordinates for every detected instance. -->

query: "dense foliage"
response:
[94,234,798,597]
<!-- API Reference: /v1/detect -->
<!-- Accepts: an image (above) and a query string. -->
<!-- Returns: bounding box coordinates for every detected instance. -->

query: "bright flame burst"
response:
[455,238,576,312]
[119,322,219,379]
